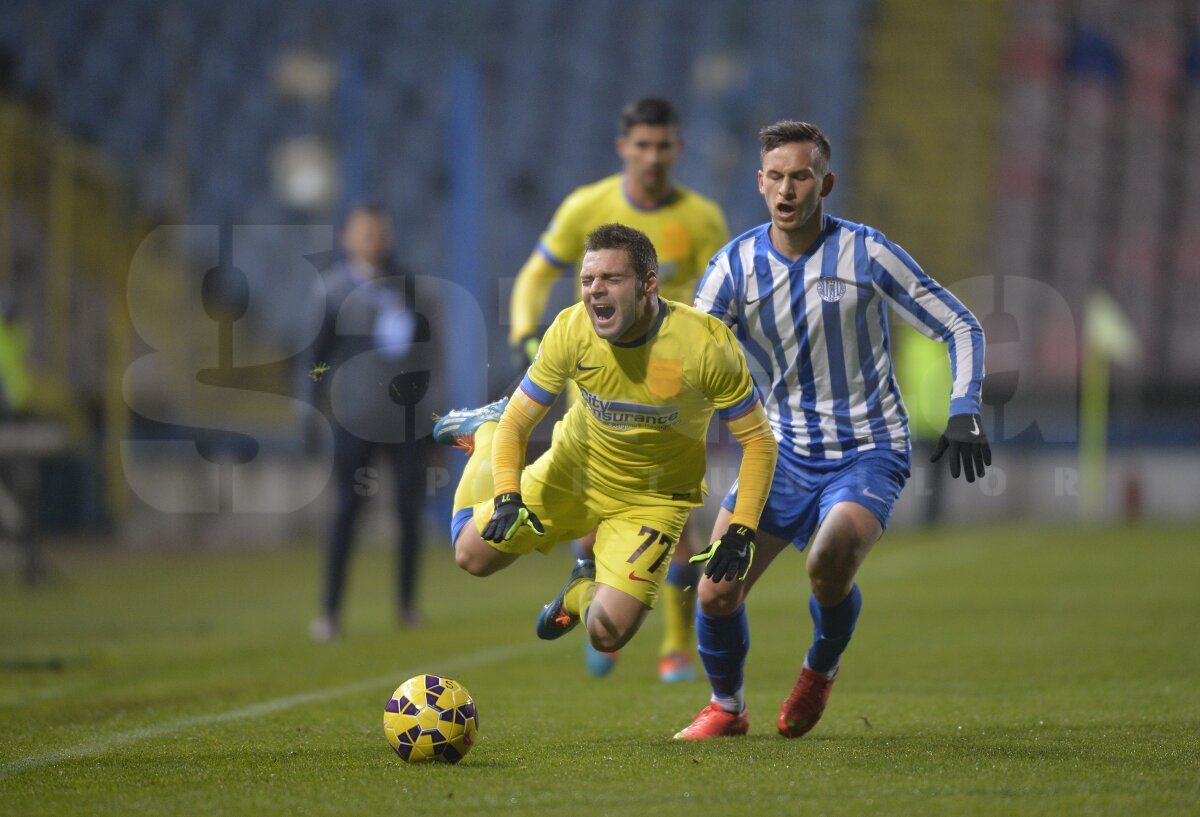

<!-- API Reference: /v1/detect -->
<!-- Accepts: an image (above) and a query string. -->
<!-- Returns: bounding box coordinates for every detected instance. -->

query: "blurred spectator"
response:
[300,204,441,641]
[0,291,65,584]
[0,293,31,415]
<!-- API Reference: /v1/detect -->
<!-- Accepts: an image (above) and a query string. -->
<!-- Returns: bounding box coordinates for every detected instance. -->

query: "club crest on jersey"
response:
[817,277,847,303]
[648,358,683,400]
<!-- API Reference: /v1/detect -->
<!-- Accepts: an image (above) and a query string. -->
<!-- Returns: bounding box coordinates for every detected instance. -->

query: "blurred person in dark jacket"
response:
[300,204,442,641]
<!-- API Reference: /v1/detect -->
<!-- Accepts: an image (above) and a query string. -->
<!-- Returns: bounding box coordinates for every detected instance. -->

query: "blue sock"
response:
[666,560,700,589]
[806,583,862,674]
[697,605,749,699]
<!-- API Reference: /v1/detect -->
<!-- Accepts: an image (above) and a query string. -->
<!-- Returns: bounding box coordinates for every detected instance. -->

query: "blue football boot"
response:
[535,558,595,640]
[432,397,509,454]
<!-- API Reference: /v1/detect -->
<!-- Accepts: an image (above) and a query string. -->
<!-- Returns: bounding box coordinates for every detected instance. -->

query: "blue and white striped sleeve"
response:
[692,250,737,326]
[867,235,985,416]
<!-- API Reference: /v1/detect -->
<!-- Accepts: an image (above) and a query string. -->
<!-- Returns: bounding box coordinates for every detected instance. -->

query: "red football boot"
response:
[673,702,749,740]
[777,666,837,738]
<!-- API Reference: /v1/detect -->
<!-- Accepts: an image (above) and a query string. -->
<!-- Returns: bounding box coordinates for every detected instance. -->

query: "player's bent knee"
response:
[453,547,483,575]
[584,591,646,651]
[453,538,499,577]
[587,631,621,653]
[807,542,860,603]
[807,543,845,578]
[697,576,744,616]
[587,623,633,653]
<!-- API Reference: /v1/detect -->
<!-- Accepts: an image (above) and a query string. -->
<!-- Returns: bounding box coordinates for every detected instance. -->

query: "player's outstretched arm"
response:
[490,389,550,490]
[693,403,777,583]
[866,236,985,423]
[721,403,777,525]
[509,251,564,361]
[931,413,992,482]
[482,388,553,542]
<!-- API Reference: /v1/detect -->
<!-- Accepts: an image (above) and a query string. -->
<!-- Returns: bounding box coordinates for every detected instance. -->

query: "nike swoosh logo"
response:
[627,571,653,584]
[744,288,778,306]
[577,363,603,371]
[862,486,883,502]
[970,417,980,436]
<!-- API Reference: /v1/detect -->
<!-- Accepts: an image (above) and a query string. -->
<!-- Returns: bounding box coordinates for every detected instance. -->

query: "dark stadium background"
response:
[1,0,1197,559]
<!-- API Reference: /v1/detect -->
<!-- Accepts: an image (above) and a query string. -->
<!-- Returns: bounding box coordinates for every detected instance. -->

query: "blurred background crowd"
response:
[0,0,1197,571]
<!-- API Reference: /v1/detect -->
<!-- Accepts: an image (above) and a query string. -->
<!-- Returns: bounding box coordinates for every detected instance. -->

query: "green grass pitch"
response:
[2,522,1198,816]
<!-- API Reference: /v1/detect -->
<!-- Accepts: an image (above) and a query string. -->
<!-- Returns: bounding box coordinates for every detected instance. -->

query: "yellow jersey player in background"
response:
[507,98,731,682]
[437,224,775,670]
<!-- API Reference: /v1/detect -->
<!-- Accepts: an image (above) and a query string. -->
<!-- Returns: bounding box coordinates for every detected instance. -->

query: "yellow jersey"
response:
[518,298,758,503]
[510,174,730,343]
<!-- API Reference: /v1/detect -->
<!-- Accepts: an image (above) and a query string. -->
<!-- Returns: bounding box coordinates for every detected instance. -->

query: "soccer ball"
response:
[384,674,479,764]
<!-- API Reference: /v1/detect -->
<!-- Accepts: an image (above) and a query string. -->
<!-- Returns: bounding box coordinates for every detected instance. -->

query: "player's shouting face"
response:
[758,141,834,238]
[580,247,659,343]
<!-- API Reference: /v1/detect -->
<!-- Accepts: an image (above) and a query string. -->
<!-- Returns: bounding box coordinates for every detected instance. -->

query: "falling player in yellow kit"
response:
[438,225,775,660]
[507,98,730,681]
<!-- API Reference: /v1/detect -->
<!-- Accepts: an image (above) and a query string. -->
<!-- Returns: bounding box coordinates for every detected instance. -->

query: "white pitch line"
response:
[1,640,542,778]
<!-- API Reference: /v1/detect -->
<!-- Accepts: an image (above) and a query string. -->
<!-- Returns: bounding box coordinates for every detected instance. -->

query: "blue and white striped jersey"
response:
[694,216,984,459]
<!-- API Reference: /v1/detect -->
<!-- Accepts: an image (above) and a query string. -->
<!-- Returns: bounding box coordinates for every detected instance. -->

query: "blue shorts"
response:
[721,447,911,550]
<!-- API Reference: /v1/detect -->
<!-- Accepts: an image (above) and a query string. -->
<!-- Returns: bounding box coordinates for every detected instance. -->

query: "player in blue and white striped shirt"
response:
[676,121,992,740]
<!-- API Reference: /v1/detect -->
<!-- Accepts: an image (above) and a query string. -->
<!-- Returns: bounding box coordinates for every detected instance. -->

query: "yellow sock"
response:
[563,578,595,619]
[660,583,696,655]
[452,422,497,514]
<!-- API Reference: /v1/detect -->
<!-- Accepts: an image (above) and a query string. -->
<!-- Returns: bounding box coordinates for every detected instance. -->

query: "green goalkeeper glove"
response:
[690,524,755,582]
[481,492,545,543]
[510,335,541,371]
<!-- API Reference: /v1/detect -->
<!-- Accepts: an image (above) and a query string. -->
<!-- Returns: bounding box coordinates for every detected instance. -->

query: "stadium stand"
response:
[3,0,1197,538]
[0,0,868,540]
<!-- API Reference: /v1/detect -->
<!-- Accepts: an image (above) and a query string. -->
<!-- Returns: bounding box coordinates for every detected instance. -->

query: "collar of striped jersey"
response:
[765,214,838,267]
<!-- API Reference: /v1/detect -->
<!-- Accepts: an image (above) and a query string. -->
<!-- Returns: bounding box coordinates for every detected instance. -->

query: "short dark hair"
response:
[759,120,832,173]
[619,97,680,136]
[584,223,658,284]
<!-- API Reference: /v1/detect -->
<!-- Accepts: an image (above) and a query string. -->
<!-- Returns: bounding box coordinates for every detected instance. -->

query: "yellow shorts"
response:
[470,444,691,607]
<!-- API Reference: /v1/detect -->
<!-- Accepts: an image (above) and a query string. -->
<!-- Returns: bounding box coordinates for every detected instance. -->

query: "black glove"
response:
[481,492,545,543]
[510,335,541,371]
[930,413,992,483]
[690,524,755,582]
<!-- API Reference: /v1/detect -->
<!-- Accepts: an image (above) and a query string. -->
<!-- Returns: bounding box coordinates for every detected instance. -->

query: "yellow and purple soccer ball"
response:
[384,674,479,764]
